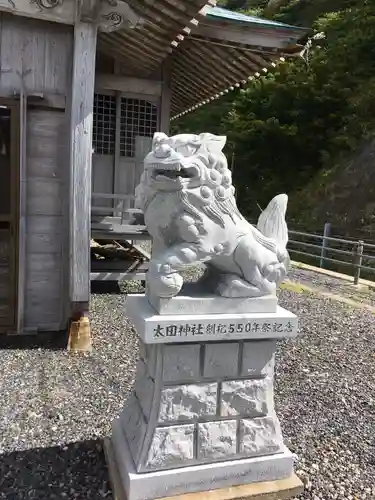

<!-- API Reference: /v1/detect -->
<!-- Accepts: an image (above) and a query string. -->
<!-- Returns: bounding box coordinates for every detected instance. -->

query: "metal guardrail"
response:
[288,223,375,284]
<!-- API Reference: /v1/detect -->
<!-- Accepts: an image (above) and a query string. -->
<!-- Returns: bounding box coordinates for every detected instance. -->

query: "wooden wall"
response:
[0,14,73,331]
[0,14,72,96]
[25,110,68,330]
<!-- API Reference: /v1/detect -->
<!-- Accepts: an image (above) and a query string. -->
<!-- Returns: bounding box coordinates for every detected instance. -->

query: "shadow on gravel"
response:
[91,281,123,295]
[0,439,112,500]
[90,281,145,295]
[0,330,68,351]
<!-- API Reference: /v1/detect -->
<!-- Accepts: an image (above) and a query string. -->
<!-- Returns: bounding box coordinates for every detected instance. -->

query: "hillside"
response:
[288,139,375,239]
[173,0,375,237]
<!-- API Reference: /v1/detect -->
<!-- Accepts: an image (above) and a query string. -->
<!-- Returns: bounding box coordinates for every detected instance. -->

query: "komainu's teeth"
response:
[151,162,181,171]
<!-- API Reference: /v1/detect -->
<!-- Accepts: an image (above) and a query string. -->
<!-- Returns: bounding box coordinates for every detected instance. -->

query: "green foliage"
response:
[170,94,235,137]
[174,0,375,222]
[217,0,267,15]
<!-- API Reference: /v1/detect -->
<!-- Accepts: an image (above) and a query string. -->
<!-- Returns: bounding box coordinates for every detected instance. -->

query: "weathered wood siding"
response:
[25,110,67,329]
[0,14,72,96]
[0,14,72,331]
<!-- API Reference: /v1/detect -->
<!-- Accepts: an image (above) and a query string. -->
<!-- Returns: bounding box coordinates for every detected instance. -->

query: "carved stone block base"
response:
[113,297,299,500]
[111,419,295,500]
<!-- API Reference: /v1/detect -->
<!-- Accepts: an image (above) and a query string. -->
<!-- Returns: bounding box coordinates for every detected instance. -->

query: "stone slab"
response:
[104,436,303,500]
[126,295,298,344]
[148,284,278,315]
[203,343,239,378]
[111,418,295,500]
[162,344,201,382]
[158,383,218,423]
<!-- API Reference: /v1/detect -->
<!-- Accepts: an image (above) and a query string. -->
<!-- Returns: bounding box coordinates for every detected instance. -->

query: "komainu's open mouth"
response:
[151,162,196,179]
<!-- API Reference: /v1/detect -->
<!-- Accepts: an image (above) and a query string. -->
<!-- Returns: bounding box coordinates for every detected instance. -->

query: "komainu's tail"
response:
[257,194,289,250]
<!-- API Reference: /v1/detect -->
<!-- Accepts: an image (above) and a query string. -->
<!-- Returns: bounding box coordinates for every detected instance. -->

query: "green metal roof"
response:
[203,5,306,32]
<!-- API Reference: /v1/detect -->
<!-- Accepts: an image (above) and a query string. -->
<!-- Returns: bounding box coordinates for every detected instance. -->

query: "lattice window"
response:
[93,93,116,155]
[120,98,158,157]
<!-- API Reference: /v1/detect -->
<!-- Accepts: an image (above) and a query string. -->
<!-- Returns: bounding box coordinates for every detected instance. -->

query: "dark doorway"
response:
[0,100,19,331]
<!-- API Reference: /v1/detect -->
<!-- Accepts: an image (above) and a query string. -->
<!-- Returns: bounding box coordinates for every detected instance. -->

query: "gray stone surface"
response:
[149,284,278,315]
[137,133,290,301]
[240,417,283,456]
[126,295,298,344]
[118,395,146,465]
[158,383,217,422]
[139,341,147,363]
[146,424,195,469]
[118,293,298,489]
[241,340,276,378]
[112,417,294,500]
[203,342,239,379]
[134,366,154,417]
[220,379,272,417]
[198,420,237,460]
[162,344,201,382]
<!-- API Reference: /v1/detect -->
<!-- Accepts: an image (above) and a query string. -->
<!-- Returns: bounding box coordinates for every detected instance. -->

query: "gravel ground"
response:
[289,266,375,308]
[0,269,374,499]
[276,290,375,499]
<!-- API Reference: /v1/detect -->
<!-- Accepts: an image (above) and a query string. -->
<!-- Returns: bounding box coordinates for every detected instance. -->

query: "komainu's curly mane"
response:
[136,132,289,299]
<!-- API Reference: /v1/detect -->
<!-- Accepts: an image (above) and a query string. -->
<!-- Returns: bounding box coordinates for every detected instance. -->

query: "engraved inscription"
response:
[152,321,294,339]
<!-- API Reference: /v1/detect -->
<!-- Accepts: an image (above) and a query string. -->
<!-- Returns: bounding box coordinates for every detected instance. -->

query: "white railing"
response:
[91,193,143,225]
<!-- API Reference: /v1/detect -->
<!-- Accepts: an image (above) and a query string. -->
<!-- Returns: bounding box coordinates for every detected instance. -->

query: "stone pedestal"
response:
[111,290,299,500]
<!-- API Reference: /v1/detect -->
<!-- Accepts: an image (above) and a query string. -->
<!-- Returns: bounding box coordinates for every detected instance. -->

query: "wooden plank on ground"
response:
[91,260,148,272]
[91,227,152,241]
[90,271,147,282]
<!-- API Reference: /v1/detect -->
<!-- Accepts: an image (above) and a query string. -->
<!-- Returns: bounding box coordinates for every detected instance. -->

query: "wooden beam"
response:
[171,71,209,104]
[69,21,97,301]
[68,20,97,351]
[113,90,121,208]
[17,85,26,334]
[126,2,189,34]
[79,0,100,22]
[195,22,304,50]
[171,90,197,114]
[0,90,66,109]
[160,57,172,133]
[188,41,244,83]
[99,33,159,69]
[112,30,165,62]
[98,38,154,74]
[175,50,231,92]
[208,44,257,77]
[95,74,162,96]
[0,0,75,24]
[244,50,272,69]
[227,47,259,73]
[98,0,144,32]
[135,0,195,27]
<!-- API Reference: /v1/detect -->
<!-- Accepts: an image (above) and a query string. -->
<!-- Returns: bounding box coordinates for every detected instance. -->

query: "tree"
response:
[174,0,375,222]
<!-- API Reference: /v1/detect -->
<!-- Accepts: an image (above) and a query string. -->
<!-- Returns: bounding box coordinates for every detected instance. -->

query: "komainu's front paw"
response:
[147,271,183,298]
[216,274,276,298]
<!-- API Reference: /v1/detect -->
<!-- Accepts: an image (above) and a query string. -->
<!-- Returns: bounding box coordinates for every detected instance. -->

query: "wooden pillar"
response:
[68,20,98,352]
[160,57,172,134]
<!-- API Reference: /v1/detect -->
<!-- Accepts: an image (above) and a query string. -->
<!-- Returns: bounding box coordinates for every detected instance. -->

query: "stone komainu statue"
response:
[135,132,290,299]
